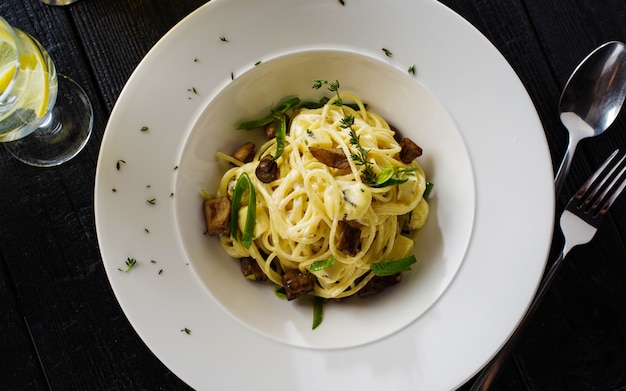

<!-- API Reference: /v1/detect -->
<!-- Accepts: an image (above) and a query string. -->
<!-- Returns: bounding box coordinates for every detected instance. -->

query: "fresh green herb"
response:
[237,96,300,159]
[230,71,234,80]
[272,112,286,159]
[150,259,157,264]
[173,165,179,170]
[423,181,434,199]
[238,116,274,130]
[188,87,198,95]
[144,228,150,234]
[275,286,287,299]
[312,296,325,329]
[312,80,416,187]
[370,255,417,276]
[309,257,336,272]
[118,257,137,272]
[372,167,418,188]
[116,160,126,170]
[112,188,117,192]
[219,36,228,42]
[313,80,376,183]
[408,64,416,75]
[230,173,256,248]
[382,48,393,57]
[146,198,156,205]
[254,60,262,66]
[140,126,149,132]
[158,269,163,275]
[181,327,191,334]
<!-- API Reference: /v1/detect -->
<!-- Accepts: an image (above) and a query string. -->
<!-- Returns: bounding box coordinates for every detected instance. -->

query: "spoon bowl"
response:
[555,41,626,193]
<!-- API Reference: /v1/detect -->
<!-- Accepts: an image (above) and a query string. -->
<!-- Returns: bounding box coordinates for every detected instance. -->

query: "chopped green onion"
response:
[375,167,395,186]
[230,173,256,248]
[274,286,287,299]
[424,181,434,199]
[312,296,325,329]
[309,257,336,272]
[370,255,417,276]
[272,113,286,159]
[271,96,301,114]
[238,115,273,130]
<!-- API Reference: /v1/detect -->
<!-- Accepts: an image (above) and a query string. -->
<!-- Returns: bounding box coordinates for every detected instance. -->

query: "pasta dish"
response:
[203,80,430,327]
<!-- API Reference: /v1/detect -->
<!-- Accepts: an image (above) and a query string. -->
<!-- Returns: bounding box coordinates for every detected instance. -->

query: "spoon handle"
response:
[554,133,581,194]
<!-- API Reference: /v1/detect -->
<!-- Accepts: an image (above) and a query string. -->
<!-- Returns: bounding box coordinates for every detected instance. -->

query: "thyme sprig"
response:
[312,80,413,187]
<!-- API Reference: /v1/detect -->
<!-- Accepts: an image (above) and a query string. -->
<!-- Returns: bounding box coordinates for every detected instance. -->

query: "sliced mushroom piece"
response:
[358,273,402,298]
[255,155,279,183]
[337,221,361,256]
[264,121,276,139]
[282,270,315,300]
[309,147,350,169]
[309,147,350,170]
[204,196,231,235]
[240,257,267,281]
[398,138,423,163]
[232,141,256,163]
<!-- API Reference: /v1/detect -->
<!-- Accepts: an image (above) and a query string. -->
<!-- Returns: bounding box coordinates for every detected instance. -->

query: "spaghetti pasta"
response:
[209,91,430,301]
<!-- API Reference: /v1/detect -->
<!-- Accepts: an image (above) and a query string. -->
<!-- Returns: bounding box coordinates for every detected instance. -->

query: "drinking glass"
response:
[0,15,92,167]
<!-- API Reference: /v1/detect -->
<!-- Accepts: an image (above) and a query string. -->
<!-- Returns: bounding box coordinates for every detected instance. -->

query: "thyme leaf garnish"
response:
[118,257,137,272]
[312,79,416,187]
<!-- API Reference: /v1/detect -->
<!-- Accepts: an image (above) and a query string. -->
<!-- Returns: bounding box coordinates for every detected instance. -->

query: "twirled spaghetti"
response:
[208,90,430,301]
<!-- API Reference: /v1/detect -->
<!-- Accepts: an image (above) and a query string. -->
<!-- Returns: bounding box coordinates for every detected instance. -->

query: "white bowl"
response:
[174,49,475,349]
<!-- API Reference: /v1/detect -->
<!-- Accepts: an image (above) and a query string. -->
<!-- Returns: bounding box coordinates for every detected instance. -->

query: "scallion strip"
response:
[230,172,256,248]
[312,296,325,330]
[370,255,417,276]
[272,113,286,159]
[237,115,273,130]
[424,181,434,199]
[272,96,301,114]
[309,257,336,272]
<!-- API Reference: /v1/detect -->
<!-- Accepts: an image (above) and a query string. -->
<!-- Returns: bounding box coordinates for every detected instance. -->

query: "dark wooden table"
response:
[1,0,625,390]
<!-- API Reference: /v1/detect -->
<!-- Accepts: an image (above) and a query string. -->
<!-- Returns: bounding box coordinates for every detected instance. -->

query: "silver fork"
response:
[470,149,626,391]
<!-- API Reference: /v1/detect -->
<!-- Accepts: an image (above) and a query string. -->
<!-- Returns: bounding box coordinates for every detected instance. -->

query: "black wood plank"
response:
[0,251,48,390]
[0,0,200,389]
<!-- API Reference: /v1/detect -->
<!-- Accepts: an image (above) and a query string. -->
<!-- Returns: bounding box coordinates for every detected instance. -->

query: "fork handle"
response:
[469,249,567,391]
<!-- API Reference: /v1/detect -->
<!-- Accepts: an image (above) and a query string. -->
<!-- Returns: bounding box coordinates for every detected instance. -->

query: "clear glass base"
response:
[4,75,93,167]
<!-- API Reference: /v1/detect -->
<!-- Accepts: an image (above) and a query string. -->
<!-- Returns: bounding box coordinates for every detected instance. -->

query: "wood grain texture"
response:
[0,0,625,390]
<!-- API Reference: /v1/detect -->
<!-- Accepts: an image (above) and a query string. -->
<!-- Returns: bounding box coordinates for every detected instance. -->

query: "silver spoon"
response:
[40,0,81,5]
[470,41,626,391]
[554,40,626,193]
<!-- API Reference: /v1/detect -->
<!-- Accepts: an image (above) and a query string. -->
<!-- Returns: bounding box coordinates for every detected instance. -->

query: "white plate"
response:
[95,0,554,389]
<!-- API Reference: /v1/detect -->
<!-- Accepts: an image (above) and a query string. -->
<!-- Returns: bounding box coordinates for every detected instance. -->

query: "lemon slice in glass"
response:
[0,34,18,94]
[19,36,50,118]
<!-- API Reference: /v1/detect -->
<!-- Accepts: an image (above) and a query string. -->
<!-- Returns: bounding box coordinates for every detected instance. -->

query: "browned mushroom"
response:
[309,147,350,169]
[240,257,267,281]
[264,116,290,139]
[398,138,423,163]
[255,155,279,183]
[358,273,402,298]
[264,121,275,139]
[204,196,231,235]
[282,270,315,300]
[337,221,361,256]
[232,142,256,163]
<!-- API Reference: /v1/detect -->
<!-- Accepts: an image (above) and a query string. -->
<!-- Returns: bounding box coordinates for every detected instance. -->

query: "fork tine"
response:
[574,149,620,207]
[596,155,626,216]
